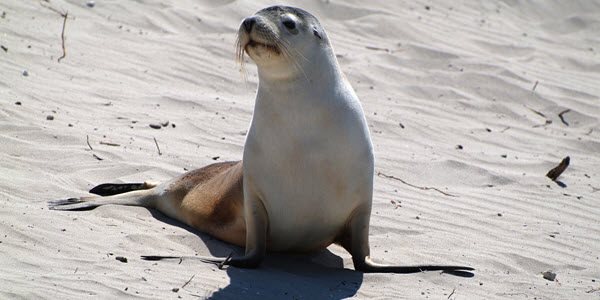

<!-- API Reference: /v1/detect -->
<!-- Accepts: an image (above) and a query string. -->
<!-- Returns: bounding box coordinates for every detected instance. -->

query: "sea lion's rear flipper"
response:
[48,188,158,211]
[47,197,98,211]
[89,183,148,196]
[339,204,475,275]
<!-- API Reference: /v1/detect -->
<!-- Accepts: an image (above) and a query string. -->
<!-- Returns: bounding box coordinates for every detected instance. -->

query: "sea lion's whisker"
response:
[281,36,309,63]
[235,33,249,83]
[267,33,307,80]
[281,44,308,80]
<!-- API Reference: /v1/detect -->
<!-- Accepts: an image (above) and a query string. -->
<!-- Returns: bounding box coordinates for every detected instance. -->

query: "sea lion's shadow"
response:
[148,209,363,299]
[214,252,362,299]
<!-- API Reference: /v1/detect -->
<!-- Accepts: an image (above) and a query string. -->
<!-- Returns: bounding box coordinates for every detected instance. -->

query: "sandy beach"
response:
[1,0,599,298]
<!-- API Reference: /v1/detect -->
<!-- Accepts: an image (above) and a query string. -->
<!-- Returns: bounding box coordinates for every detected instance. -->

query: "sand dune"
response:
[1,0,598,299]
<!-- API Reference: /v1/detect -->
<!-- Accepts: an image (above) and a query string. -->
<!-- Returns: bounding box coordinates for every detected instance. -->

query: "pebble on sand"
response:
[542,271,556,281]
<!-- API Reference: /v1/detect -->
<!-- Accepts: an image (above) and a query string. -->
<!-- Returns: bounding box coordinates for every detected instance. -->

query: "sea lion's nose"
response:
[243,17,256,33]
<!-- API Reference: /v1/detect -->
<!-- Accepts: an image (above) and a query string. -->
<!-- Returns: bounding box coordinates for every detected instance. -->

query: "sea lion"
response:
[50,6,473,274]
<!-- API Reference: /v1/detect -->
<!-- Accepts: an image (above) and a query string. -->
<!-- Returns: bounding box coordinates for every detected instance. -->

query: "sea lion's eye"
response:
[313,28,322,40]
[283,20,296,30]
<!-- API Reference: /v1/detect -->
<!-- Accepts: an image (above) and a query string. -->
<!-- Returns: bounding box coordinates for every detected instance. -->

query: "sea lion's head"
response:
[236,6,331,79]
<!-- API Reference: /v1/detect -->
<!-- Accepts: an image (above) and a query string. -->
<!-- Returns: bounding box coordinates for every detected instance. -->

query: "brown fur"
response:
[168,161,246,247]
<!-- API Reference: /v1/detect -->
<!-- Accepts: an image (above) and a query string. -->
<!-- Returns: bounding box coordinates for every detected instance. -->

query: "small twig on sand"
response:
[40,1,64,15]
[532,120,552,128]
[448,288,456,299]
[153,137,162,156]
[92,154,103,161]
[586,287,600,294]
[531,80,539,92]
[366,46,390,52]
[57,12,68,62]
[100,141,121,147]
[546,156,570,181]
[40,2,68,62]
[524,104,546,118]
[558,109,571,126]
[181,274,195,289]
[377,172,458,197]
[86,135,93,150]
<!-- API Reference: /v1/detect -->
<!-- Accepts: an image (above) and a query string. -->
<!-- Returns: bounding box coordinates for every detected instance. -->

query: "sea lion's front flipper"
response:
[339,204,475,275]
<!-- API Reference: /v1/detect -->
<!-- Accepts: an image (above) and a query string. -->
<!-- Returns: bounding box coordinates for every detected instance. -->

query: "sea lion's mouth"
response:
[235,24,284,72]
[245,39,280,54]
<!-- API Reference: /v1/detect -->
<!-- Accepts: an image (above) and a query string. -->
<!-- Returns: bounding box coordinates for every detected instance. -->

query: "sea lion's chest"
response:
[243,89,374,251]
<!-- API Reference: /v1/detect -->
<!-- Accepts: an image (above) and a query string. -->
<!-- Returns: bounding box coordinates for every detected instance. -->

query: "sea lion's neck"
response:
[255,51,343,104]
[258,44,338,81]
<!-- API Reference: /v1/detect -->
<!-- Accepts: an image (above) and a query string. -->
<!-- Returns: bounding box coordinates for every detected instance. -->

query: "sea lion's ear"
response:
[313,28,322,40]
